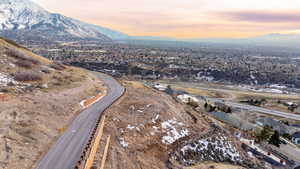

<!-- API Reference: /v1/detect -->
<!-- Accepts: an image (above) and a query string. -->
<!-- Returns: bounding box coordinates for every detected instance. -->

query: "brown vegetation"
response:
[6,48,40,65]
[50,61,66,70]
[13,72,43,82]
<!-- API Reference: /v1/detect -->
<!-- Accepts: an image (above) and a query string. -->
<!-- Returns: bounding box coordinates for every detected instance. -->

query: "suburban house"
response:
[292,132,300,145]
[256,117,297,135]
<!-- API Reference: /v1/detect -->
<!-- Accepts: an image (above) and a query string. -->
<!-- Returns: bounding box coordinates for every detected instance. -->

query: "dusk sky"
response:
[32,0,300,38]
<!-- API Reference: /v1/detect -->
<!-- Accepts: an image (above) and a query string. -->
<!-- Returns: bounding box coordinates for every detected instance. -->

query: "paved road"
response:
[205,98,300,121]
[36,73,125,169]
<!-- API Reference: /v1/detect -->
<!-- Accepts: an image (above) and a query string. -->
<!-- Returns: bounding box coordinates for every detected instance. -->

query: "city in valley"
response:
[0,0,300,169]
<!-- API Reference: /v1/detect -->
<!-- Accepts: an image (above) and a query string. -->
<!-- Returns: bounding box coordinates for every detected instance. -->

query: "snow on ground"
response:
[270,84,287,89]
[161,118,189,144]
[127,124,136,130]
[255,88,284,94]
[119,137,128,148]
[0,73,17,86]
[154,83,168,91]
[236,85,285,94]
[177,94,199,104]
[151,114,160,124]
[125,124,142,132]
[79,100,86,107]
[179,134,241,165]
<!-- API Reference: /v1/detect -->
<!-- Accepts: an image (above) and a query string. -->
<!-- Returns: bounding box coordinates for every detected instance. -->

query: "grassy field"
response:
[157,80,300,101]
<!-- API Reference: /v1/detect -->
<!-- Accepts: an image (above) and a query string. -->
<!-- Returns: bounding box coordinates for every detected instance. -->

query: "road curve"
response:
[35,73,125,169]
[206,98,300,121]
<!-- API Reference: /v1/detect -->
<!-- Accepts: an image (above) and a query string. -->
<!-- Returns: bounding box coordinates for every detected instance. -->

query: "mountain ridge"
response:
[0,0,128,41]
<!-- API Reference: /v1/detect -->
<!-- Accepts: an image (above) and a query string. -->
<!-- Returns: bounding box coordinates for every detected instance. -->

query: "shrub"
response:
[15,60,33,69]
[14,72,43,82]
[0,37,28,50]
[6,48,40,65]
[255,125,274,143]
[49,62,66,70]
[282,133,292,140]
[41,68,51,74]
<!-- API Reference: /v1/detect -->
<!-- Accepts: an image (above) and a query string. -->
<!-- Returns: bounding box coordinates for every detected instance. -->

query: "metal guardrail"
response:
[74,87,126,169]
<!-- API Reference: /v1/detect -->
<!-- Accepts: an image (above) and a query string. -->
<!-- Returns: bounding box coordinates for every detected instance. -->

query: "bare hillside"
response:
[92,81,261,169]
[0,38,107,169]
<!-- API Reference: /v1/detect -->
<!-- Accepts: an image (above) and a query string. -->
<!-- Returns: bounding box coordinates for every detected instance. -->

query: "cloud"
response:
[220,11,300,22]
[31,0,300,38]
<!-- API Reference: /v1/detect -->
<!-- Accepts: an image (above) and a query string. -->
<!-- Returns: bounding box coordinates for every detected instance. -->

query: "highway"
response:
[205,98,300,121]
[35,73,125,169]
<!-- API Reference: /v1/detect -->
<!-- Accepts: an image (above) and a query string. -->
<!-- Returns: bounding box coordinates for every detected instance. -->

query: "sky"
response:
[32,0,300,38]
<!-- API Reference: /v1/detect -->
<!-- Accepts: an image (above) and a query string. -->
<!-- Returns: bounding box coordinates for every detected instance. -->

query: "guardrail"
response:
[74,86,126,169]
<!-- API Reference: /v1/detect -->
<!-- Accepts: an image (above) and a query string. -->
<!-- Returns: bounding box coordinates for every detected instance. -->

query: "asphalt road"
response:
[206,98,300,121]
[35,73,125,169]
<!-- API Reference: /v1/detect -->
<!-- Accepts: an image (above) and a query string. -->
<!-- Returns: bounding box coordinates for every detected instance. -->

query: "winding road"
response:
[35,73,125,169]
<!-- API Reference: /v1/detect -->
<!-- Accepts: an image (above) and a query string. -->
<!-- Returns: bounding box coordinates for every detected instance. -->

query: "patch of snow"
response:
[9,63,16,67]
[79,100,86,107]
[236,85,285,94]
[119,138,128,148]
[180,134,241,164]
[127,124,135,130]
[154,83,168,91]
[177,94,199,104]
[161,119,189,144]
[257,88,283,94]
[0,73,17,86]
[126,124,142,132]
[151,114,160,124]
[270,84,287,89]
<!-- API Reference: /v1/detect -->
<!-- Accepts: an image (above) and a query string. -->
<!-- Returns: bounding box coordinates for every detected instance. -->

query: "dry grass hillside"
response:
[92,81,260,169]
[0,38,107,169]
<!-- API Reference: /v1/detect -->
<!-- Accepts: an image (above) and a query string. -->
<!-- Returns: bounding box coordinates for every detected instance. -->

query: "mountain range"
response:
[0,0,128,41]
[0,0,299,48]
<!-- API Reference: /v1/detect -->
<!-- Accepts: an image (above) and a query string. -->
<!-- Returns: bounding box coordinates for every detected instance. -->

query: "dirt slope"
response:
[0,38,106,169]
[92,81,256,169]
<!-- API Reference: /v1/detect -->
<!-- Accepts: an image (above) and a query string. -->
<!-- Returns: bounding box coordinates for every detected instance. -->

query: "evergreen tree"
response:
[269,130,281,147]
[256,125,273,142]
[204,102,208,109]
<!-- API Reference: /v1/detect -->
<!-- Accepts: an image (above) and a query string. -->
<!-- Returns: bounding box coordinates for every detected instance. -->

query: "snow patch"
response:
[180,134,241,164]
[119,137,128,148]
[161,118,189,144]
[0,73,17,86]
[126,124,141,132]
[151,114,160,124]
[79,100,86,107]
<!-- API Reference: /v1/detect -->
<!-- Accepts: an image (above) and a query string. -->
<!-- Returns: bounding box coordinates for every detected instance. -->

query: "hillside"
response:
[0,38,107,169]
[88,81,263,169]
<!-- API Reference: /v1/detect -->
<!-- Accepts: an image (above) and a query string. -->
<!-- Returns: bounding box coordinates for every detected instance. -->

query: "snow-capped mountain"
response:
[0,0,128,41]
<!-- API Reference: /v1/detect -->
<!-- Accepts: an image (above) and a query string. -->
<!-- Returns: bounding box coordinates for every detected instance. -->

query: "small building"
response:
[256,117,297,135]
[292,132,300,145]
